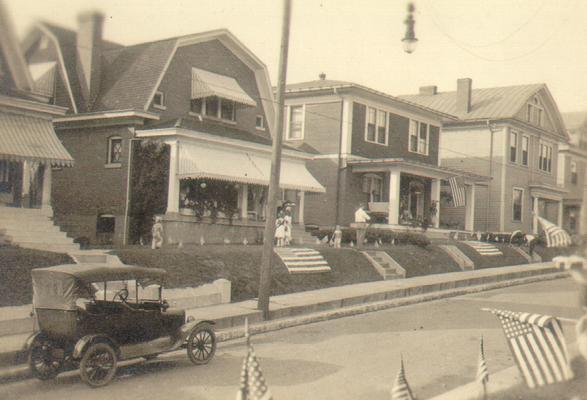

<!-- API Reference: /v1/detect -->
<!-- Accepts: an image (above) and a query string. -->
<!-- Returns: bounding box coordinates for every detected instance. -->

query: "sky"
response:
[5,0,587,113]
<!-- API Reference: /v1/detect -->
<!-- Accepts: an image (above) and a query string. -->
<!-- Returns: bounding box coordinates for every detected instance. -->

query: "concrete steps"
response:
[363,250,406,280]
[0,206,79,253]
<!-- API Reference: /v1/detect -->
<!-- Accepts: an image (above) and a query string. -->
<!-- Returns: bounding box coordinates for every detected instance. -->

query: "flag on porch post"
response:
[484,308,573,388]
[536,216,572,248]
[448,176,466,207]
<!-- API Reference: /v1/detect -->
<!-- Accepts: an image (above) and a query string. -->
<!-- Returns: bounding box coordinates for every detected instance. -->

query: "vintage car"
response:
[26,263,217,387]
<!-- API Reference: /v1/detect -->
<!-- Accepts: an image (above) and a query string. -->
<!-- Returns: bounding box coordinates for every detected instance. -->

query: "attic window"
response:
[526,96,542,127]
[153,91,166,110]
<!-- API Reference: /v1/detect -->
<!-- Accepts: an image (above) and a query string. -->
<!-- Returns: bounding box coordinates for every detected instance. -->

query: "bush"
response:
[312,227,429,247]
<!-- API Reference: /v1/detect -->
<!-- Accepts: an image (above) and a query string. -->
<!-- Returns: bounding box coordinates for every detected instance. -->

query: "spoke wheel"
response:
[79,342,118,388]
[28,335,62,380]
[187,324,216,365]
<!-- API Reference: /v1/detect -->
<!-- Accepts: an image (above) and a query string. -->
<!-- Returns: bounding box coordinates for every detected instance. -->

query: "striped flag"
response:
[237,320,273,400]
[448,176,466,207]
[477,337,489,386]
[536,216,572,248]
[391,357,415,400]
[486,308,573,388]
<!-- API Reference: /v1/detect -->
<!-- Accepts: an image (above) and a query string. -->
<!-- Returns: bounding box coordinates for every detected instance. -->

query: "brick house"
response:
[22,12,323,246]
[400,79,570,234]
[559,112,587,235]
[283,75,488,232]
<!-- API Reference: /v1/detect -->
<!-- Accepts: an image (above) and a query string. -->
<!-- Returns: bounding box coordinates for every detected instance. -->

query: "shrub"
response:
[311,227,429,247]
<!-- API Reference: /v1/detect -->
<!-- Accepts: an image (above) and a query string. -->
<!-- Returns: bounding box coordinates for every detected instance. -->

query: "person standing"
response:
[151,216,164,250]
[354,203,370,249]
[275,212,285,247]
[333,225,342,249]
[284,207,293,246]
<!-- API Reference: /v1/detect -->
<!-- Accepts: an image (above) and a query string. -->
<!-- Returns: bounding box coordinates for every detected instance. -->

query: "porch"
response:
[348,158,488,232]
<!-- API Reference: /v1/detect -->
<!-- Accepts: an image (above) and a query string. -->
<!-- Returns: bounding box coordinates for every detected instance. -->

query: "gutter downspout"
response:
[334,88,344,227]
[486,120,495,231]
[123,132,140,246]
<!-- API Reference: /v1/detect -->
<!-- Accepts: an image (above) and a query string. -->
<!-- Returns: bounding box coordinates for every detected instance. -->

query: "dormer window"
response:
[526,96,543,126]
[191,96,236,122]
[153,91,165,110]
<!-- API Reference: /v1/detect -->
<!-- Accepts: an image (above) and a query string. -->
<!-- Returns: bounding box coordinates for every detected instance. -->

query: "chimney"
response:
[319,72,326,80]
[419,85,437,96]
[456,78,472,114]
[76,11,104,111]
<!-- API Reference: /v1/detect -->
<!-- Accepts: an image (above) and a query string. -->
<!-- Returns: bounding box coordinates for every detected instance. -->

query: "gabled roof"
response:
[285,79,457,121]
[399,84,545,120]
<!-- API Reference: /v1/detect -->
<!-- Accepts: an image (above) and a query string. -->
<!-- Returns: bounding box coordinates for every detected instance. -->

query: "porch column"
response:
[298,191,305,225]
[387,170,401,225]
[558,199,564,227]
[240,184,249,220]
[41,164,52,211]
[431,178,441,228]
[21,160,31,207]
[166,140,180,214]
[532,196,539,234]
[465,184,476,231]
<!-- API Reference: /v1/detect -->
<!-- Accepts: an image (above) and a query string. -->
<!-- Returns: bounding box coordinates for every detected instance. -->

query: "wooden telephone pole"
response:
[257,0,292,319]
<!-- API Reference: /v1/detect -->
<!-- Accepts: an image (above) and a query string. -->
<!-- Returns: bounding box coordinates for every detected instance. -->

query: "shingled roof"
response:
[398,84,545,120]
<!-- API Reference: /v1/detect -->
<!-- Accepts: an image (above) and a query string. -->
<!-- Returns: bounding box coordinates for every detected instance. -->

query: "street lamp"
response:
[402,3,418,54]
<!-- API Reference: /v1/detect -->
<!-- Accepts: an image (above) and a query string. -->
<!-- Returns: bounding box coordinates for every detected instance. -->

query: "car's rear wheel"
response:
[79,342,118,388]
[28,334,62,380]
[186,323,216,365]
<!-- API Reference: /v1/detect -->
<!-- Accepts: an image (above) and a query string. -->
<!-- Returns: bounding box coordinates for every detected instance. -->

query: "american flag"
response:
[236,323,273,400]
[391,358,415,400]
[487,308,573,388]
[536,216,572,248]
[448,176,466,207]
[476,337,489,386]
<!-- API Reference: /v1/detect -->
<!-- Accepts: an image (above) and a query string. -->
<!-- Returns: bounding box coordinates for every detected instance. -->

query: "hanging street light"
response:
[402,2,418,54]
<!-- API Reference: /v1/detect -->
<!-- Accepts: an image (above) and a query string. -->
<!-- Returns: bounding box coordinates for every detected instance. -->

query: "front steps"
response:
[0,206,79,253]
[363,250,406,280]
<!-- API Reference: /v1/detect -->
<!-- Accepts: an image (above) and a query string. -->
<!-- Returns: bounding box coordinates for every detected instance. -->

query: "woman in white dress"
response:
[283,207,293,246]
[275,213,285,247]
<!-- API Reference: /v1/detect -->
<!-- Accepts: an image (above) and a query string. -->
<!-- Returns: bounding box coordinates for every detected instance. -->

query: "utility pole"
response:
[257,0,292,319]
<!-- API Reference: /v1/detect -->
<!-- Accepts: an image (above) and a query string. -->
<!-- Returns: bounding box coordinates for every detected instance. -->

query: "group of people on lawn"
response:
[274,205,294,247]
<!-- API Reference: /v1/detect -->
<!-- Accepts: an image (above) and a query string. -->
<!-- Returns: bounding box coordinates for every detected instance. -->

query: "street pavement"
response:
[0,277,581,400]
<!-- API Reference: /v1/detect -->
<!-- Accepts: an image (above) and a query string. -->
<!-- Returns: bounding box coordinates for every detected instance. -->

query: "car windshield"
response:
[92,280,162,303]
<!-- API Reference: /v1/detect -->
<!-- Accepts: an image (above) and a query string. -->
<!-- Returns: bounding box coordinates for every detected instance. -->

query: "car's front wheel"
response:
[79,342,118,388]
[28,334,62,380]
[186,323,216,365]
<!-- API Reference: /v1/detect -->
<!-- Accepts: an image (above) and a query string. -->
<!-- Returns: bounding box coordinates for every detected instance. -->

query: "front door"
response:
[408,181,424,220]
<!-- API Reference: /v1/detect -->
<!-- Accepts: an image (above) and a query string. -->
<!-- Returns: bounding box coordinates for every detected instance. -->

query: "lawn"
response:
[0,245,73,306]
[452,241,530,269]
[534,244,581,262]
[383,244,461,277]
[114,245,381,302]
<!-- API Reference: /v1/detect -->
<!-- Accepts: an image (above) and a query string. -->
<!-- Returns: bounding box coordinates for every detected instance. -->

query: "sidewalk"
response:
[0,261,564,382]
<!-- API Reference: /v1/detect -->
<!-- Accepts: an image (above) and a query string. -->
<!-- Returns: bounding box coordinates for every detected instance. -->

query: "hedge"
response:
[311,227,430,247]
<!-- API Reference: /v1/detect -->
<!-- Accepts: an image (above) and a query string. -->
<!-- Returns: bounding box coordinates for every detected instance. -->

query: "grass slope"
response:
[115,245,380,302]
[383,245,461,277]
[0,245,73,306]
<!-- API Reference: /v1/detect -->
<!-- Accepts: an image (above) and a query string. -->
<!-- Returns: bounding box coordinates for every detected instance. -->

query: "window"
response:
[107,137,123,165]
[510,131,518,163]
[527,97,543,126]
[255,115,265,130]
[512,188,523,222]
[362,174,383,202]
[571,161,578,184]
[153,91,165,109]
[538,143,552,173]
[287,105,304,140]
[521,136,529,166]
[409,120,429,155]
[191,97,236,121]
[364,107,387,145]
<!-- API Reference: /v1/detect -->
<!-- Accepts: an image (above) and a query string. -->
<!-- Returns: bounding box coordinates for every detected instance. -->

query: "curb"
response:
[0,270,567,384]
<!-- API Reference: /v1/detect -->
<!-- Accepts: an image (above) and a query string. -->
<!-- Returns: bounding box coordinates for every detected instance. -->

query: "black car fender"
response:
[178,319,216,342]
[72,334,120,360]
[23,331,43,352]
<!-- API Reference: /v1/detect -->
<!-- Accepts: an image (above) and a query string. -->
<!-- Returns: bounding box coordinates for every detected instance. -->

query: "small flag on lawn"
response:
[391,357,415,400]
[448,176,466,207]
[237,320,273,400]
[485,308,573,388]
[477,337,489,395]
[536,216,572,248]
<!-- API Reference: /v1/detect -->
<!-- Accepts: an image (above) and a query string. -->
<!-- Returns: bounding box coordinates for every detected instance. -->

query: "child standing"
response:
[151,216,164,249]
[333,225,342,249]
[275,213,285,247]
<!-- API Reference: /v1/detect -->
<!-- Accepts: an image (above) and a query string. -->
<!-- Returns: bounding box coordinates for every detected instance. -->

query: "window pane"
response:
[205,97,219,117]
[109,139,122,163]
[522,136,528,165]
[376,111,386,144]
[220,99,235,121]
[190,98,203,114]
[289,106,303,139]
[366,108,376,142]
[512,189,522,221]
[256,115,264,129]
[510,132,517,163]
[409,121,418,152]
[418,123,428,153]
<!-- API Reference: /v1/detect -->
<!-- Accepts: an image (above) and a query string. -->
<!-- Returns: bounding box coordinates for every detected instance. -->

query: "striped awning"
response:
[0,112,74,166]
[178,142,325,193]
[191,67,257,107]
